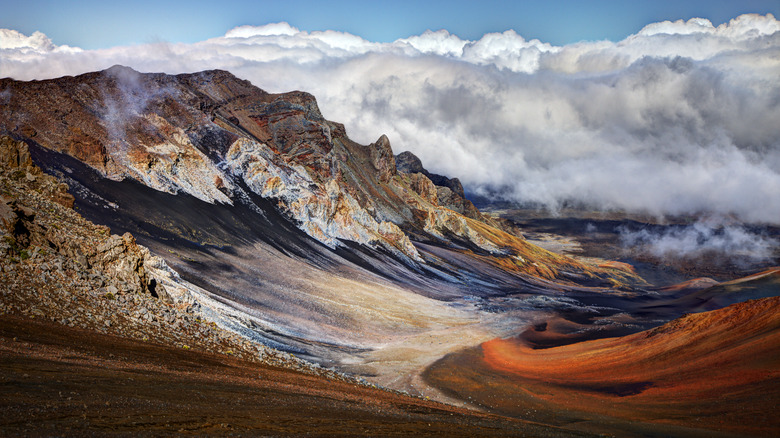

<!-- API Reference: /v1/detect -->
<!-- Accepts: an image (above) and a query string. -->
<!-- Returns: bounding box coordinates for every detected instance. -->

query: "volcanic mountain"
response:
[0,66,640,362]
[1,66,778,436]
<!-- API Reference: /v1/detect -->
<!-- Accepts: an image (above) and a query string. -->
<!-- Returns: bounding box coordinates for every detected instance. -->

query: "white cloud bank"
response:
[0,28,81,53]
[619,220,779,265]
[2,14,779,224]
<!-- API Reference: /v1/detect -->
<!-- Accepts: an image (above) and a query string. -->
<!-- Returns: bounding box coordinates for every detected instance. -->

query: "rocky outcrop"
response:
[396,150,472,213]
[0,136,160,299]
[394,151,425,174]
[405,172,439,206]
[369,135,396,184]
[0,136,74,209]
[0,133,33,168]
[396,151,464,198]
[226,137,421,260]
[395,150,518,236]
[122,113,234,204]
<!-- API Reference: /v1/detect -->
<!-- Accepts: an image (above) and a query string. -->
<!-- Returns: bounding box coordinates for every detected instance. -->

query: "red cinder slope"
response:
[484,296,780,435]
[426,296,780,437]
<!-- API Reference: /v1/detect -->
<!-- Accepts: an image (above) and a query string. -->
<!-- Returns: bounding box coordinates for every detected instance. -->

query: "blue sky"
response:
[2,0,779,48]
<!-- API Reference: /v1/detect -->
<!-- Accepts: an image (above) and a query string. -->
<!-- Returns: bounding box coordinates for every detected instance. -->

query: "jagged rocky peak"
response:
[395,151,425,174]
[369,134,396,183]
[393,150,525,238]
[395,150,477,214]
[395,150,464,198]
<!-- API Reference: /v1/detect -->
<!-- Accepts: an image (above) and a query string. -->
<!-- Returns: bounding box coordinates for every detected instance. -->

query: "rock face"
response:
[395,150,518,235]
[369,135,397,184]
[396,151,464,198]
[394,151,425,174]
[225,136,420,259]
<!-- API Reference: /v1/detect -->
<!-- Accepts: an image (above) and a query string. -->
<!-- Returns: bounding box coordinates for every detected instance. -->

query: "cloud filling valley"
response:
[2,14,779,224]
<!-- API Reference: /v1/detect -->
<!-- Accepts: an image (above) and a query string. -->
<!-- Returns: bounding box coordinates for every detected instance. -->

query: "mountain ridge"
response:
[1,65,630,285]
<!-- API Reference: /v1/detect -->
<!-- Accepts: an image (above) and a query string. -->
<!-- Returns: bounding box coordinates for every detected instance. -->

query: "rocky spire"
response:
[369,134,396,183]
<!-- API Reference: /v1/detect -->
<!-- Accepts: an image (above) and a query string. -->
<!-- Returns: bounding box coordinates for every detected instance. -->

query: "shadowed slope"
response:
[662,267,780,311]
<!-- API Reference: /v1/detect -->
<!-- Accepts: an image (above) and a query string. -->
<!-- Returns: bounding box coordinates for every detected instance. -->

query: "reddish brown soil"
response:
[425,297,780,437]
[0,315,589,437]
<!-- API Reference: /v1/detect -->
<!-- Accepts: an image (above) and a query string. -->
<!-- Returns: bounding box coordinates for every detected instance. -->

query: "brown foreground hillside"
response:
[0,314,584,437]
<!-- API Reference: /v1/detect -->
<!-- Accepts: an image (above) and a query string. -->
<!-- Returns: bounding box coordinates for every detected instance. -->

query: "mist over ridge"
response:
[2,13,779,224]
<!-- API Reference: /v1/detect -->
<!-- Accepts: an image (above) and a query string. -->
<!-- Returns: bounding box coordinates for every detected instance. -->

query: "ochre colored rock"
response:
[0,136,33,169]
[406,172,439,205]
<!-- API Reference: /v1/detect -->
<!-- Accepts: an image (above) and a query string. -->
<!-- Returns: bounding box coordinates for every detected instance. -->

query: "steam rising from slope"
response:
[2,14,779,223]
